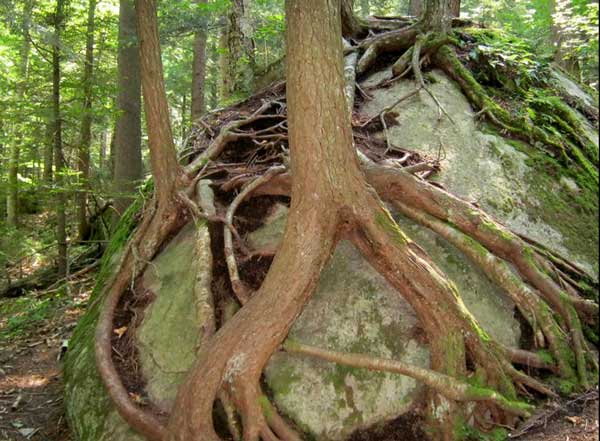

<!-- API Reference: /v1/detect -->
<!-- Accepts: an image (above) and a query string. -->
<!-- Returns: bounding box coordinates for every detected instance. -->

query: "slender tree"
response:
[76,0,97,240]
[52,0,67,277]
[6,0,33,227]
[112,0,142,217]
[219,0,255,100]
[191,0,208,121]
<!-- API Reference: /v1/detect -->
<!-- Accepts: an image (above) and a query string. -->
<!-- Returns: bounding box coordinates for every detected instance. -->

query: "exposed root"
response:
[224,166,286,304]
[95,199,178,441]
[283,340,533,418]
[357,24,419,74]
[393,201,577,379]
[363,163,597,388]
[186,100,286,175]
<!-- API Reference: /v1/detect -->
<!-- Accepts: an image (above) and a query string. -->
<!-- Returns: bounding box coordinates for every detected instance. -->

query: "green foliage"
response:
[464,28,550,91]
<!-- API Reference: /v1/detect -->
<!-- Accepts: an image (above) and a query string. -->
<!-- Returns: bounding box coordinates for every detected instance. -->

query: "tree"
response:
[52,0,68,278]
[76,0,97,240]
[409,0,423,16]
[220,0,255,101]
[75,0,597,440]
[112,0,142,217]
[191,0,208,121]
[6,0,33,227]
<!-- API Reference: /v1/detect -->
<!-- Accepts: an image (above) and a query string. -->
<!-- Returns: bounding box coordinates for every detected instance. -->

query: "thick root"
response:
[363,163,597,388]
[283,341,533,418]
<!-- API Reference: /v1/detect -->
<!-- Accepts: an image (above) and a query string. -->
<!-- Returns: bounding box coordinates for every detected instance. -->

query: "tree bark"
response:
[409,0,423,17]
[53,0,68,278]
[112,0,142,217]
[6,0,33,227]
[135,0,184,207]
[450,0,460,17]
[77,0,97,240]
[219,0,255,101]
[423,0,452,33]
[191,0,208,121]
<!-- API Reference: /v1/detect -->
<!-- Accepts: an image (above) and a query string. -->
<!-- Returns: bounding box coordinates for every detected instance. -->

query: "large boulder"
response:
[64,69,598,441]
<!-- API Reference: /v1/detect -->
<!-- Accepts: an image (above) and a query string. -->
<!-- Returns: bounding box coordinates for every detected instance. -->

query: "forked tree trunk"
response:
[191,0,208,121]
[77,0,97,240]
[92,1,596,440]
[113,0,142,217]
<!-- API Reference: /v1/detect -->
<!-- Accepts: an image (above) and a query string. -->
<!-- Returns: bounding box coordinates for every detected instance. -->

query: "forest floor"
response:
[0,264,597,441]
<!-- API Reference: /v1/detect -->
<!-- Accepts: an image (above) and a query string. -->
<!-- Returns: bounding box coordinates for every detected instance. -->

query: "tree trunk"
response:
[450,0,459,17]
[53,0,68,278]
[77,0,97,240]
[135,0,184,207]
[167,1,360,438]
[220,0,255,101]
[112,0,142,218]
[6,0,33,227]
[423,0,452,33]
[190,0,208,121]
[43,120,53,183]
[409,0,423,17]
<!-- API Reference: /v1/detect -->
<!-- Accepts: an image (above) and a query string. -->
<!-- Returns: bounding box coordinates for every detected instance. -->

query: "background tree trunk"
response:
[53,0,68,278]
[450,0,460,17]
[112,0,142,218]
[409,0,423,17]
[191,0,208,121]
[423,0,452,33]
[77,0,97,240]
[6,0,33,227]
[219,0,255,101]
[342,0,366,38]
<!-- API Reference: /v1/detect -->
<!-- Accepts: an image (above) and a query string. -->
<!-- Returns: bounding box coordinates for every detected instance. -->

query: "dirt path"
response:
[0,276,91,441]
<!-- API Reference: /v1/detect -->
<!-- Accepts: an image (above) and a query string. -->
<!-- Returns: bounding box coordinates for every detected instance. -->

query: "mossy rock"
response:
[64,216,213,440]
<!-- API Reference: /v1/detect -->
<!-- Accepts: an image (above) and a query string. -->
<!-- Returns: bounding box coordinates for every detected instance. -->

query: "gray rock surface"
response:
[251,204,520,440]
